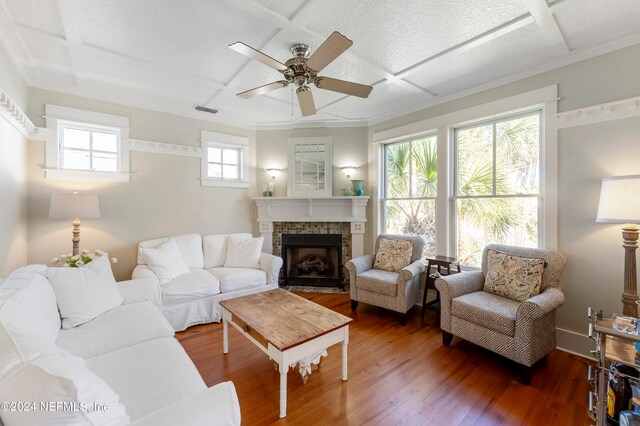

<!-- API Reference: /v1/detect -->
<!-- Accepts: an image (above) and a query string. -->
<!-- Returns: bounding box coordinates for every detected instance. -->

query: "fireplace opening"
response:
[281,234,343,289]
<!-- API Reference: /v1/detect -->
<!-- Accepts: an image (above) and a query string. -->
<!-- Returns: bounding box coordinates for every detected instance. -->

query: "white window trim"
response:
[450,109,543,263]
[44,104,130,182]
[373,85,558,256]
[200,130,249,188]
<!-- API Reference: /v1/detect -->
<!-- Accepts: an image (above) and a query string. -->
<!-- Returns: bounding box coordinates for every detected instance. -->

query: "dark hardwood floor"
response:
[176,292,592,425]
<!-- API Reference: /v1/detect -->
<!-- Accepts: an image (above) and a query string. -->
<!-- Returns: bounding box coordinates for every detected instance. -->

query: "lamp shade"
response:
[49,193,100,220]
[596,175,640,223]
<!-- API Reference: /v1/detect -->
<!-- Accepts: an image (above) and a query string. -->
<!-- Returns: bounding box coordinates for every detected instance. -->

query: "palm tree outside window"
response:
[454,111,541,266]
[382,111,541,267]
[383,135,438,257]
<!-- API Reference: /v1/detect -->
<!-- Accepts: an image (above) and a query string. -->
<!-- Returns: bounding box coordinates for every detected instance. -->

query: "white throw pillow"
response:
[224,235,263,269]
[46,254,123,329]
[203,234,229,269]
[137,233,203,269]
[0,321,129,425]
[0,272,61,343]
[140,239,190,284]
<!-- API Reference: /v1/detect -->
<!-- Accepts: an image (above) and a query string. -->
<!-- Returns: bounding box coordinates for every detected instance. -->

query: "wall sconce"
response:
[341,166,357,178]
[266,168,282,179]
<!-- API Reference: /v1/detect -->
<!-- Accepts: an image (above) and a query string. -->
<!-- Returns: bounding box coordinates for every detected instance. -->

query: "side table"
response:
[421,255,461,321]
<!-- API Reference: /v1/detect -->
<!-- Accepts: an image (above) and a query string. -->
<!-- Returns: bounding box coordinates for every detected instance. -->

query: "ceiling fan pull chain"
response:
[291,85,294,116]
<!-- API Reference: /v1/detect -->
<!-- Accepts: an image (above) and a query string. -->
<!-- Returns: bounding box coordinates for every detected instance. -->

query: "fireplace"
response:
[281,234,343,289]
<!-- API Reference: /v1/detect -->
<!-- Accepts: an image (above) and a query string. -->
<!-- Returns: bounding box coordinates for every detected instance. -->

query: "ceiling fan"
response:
[229,31,373,117]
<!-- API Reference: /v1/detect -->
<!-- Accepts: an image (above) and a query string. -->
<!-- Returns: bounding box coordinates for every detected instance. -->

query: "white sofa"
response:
[132,233,282,331]
[0,264,240,426]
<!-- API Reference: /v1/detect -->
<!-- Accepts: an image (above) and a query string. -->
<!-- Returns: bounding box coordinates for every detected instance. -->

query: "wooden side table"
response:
[421,255,461,321]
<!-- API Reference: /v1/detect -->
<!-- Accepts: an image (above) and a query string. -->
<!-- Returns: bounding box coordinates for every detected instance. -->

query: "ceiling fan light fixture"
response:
[290,43,310,58]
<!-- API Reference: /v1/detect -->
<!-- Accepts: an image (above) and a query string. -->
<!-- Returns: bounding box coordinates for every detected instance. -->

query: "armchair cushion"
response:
[355,269,398,296]
[452,291,520,336]
[373,238,413,272]
[483,249,545,302]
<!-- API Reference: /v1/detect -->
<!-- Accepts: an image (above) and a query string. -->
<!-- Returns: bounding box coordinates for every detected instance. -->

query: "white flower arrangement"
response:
[52,249,117,268]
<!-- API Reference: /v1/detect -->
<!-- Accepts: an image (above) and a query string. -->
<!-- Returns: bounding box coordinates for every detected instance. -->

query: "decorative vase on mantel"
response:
[351,179,364,196]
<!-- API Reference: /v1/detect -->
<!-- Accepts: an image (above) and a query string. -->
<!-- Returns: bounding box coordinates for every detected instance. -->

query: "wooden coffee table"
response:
[219,288,351,418]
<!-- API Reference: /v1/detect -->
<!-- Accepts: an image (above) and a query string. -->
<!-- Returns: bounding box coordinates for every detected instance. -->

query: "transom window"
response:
[453,111,541,266]
[45,104,130,182]
[59,123,120,172]
[200,130,249,188]
[383,134,437,257]
[206,146,241,180]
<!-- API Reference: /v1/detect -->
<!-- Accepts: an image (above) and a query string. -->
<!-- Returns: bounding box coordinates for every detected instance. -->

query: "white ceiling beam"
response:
[29,58,220,105]
[56,0,88,85]
[522,0,570,55]
[293,0,434,97]
[214,0,433,116]
[394,13,535,82]
[0,0,41,83]
[13,24,228,92]
[218,0,432,96]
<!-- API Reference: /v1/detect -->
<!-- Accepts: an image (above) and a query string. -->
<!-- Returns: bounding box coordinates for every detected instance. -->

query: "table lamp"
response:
[596,175,640,317]
[49,192,100,256]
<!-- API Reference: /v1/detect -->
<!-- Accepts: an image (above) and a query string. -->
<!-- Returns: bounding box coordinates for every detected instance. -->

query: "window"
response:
[206,146,241,180]
[45,104,130,182]
[377,86,556,269]
[383,134,437,257]
[453,112,541,266]
[200,130,249,188]
[59,123,120,172]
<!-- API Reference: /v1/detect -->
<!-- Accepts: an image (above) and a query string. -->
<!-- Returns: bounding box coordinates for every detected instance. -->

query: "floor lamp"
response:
[596,175,640,317]
[49,192,100,256]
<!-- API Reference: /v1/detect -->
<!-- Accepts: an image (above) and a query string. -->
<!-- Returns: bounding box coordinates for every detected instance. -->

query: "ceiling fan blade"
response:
[305,31,353,73]
[237,80,289,99]
[229,42,288,72]
[296,86,316,117]
[314,77,373,98]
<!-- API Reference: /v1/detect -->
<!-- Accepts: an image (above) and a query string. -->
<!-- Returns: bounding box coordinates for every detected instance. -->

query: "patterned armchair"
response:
[435,244,567,384]
[345,234,425,325]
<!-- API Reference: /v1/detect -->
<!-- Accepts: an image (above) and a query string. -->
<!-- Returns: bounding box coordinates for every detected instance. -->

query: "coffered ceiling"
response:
[1,0,639,128]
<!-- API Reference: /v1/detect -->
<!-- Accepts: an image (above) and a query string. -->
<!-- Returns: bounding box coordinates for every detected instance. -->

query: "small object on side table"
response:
[421,255,461,322]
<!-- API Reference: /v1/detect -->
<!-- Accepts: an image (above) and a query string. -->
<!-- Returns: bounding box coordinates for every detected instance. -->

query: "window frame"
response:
[200,130,249,188]
[381,133,438,256]
[58,120,122,173]
[450,109,543,266]
[44,104,130,182]
[373,85,558,265]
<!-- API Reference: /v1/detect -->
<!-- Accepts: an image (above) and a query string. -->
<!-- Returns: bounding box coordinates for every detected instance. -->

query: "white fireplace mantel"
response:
[253,196,369,257]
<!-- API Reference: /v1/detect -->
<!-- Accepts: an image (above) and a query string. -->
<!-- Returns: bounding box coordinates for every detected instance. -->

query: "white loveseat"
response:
[132,233,282,331]
[0,264,240,426]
